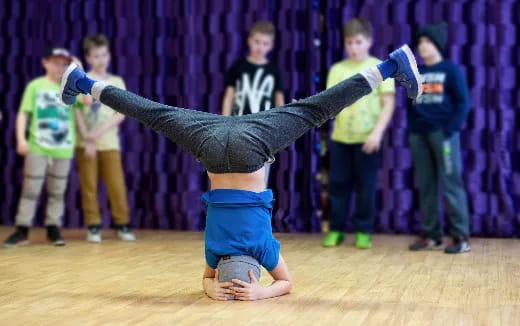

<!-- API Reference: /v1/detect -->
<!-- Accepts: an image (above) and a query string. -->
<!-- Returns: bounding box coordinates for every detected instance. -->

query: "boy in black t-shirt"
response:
[222,21,285,186]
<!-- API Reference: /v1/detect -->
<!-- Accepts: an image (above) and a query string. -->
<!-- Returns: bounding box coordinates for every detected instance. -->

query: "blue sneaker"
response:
[389,44,423,99]
[60,63,86,105]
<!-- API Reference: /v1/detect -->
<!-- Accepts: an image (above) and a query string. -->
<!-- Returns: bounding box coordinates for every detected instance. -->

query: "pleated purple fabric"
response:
[0,0,518,236]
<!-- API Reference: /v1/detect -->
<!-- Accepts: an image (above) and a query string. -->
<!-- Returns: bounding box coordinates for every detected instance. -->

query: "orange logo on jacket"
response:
[422,83,444,94]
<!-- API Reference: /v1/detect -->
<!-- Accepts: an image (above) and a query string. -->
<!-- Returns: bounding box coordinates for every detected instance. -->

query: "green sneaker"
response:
[355,232,372,249]
[322,231,344,247]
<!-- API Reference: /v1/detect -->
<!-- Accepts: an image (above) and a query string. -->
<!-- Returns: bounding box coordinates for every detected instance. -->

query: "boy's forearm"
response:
[74,110,89,137]
[275,91,285,107]
[445,69,471,133]
[372,93,396,136]
[258,280,292,300]
[222,87,235,116]
[16,112,28,144]
[445,103,470,134]
[202,277,215,296]
[222,97,232,116]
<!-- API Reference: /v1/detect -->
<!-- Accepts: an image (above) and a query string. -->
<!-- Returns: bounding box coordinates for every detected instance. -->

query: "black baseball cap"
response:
[43,46,72,60]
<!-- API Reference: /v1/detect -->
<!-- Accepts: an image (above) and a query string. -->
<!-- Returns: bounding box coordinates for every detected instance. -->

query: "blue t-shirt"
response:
[203,189,280,271]
[409,60,471,136]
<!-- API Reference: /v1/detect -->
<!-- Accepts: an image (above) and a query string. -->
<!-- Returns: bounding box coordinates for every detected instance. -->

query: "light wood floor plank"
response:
[0,227,519,325]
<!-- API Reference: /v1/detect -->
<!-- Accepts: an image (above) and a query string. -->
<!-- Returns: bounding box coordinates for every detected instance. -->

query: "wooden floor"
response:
[0,227,519,326]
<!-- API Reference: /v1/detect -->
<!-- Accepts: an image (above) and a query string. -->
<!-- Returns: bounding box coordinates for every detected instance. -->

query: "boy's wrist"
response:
[203,278,218,298]
[369,129,383,138]
[202,278,212,292]
[86,129,102,140]
[255,284,268,300]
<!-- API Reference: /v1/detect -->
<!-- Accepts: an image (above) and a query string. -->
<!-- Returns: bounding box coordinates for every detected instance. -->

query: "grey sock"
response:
[91,81,110,100]
[360,67,382,91]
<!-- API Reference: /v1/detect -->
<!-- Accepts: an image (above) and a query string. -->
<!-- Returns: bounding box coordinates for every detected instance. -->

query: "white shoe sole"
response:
[4,240,29,248]
[59,62,78,105]
[87,236,102,243]
[117,232,136,241]
[400,44,423,99]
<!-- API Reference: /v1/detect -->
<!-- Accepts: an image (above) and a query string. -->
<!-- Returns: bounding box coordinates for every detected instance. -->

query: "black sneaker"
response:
[4,226,29,248]
[46,225,66,246]
[444,238,471,254]
[409,237,443,251]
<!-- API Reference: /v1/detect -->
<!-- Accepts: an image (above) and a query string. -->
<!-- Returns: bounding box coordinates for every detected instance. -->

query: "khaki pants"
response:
[15,153,71,227]
[76,148,129,226]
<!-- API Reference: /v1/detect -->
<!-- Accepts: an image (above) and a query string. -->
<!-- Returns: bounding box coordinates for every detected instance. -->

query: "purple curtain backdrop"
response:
[322,0,520,237]
[0,0,322,232]
[0,0,519,236]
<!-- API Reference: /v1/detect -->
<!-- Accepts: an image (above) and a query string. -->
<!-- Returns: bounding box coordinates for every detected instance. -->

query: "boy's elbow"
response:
[279,276,293,294]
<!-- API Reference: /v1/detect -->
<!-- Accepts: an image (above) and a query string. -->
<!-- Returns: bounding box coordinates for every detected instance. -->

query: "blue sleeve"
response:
[205,245,219,269]
[444,64,471,136]
[258,238,281,271]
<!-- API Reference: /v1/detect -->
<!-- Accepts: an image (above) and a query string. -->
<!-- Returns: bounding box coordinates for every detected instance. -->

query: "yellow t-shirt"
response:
[327,57,395,144]
[76,75,126,150]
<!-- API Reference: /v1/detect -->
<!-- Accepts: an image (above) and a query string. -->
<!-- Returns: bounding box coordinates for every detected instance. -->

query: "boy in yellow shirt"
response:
[323,18,396,249]
[75,35,135,243]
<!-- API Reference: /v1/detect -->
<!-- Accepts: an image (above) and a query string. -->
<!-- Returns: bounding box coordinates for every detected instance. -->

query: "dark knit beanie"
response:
[415,22,448,54]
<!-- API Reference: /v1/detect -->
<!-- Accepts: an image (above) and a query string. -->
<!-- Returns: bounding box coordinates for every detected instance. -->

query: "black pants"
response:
[328,142,381,233]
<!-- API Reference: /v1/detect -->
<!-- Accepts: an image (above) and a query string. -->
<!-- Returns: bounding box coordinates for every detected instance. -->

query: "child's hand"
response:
[231,270,263,301]
[85,129,102,142]
[208,270,234,301]
[362,131,382,154]
[80,95,94,106]
[71,56,84,70]
[85,141,97,159]
[17,140,29,156]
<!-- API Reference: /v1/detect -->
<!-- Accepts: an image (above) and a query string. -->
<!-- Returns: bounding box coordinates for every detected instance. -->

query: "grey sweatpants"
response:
[15,153,71,227]
[408,130,470,239]
[94,71,376,173]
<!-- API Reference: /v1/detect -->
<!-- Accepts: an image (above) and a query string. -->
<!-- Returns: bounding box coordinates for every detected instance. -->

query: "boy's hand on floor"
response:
[363,131,382,154]
[208,270,234,301]
[231,270,263,301]
[16,140,29,156]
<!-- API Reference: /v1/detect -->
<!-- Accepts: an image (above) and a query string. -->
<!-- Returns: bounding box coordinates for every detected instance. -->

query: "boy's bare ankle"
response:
[373,67,384,82]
